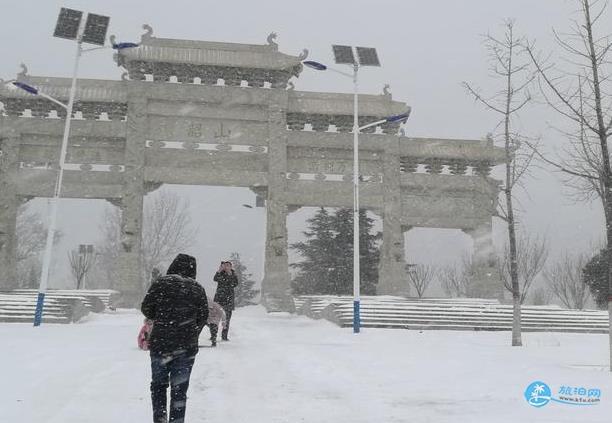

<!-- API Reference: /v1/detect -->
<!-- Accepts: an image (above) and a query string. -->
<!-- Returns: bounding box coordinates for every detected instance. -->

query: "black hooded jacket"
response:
[141,254,208,355]
[213,270,239,310]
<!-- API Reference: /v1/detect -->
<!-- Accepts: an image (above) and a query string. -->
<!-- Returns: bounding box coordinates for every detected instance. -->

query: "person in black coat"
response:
[213,260,239,341]
[141,253,208,423]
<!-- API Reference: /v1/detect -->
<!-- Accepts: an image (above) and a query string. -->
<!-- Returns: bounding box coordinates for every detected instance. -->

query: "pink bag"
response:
[138,320,153,350]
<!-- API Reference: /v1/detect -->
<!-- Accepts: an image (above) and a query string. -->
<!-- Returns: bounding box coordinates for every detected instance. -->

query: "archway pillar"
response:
[116,91,147,306]
[463,221,500,299]
[0,133,19,290]
[261,103,295,312]
[377,141,409,296]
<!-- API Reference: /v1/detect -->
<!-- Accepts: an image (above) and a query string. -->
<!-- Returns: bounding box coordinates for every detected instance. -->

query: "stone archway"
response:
[0,30,504,311]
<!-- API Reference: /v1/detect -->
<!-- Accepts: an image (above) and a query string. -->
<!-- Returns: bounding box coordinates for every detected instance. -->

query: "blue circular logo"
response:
[525,381,551,407]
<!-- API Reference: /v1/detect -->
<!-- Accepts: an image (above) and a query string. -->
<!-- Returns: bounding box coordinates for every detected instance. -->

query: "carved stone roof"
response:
[0,76,126,103]
[400,137,505,165]
[117,36,305,70]
[285,91,410,134]
[288,90,409,117]
[114,34,305,87]
[0,76,127,119]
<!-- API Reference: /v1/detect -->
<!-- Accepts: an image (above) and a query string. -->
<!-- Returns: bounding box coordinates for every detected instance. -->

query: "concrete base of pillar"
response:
[116,252,143,308]
[377,260,409,296]
[261,291,296,313]
[260,263,295,313]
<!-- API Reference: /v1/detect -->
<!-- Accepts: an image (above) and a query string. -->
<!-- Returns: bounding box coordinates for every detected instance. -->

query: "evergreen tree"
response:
[330,209,381,295]
[291,208,338,294]
[583,248,608,309]
[230,252,259,307]
[291,207,381,295]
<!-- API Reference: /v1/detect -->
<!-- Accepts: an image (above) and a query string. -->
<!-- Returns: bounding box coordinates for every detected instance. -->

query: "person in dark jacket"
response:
[213,260,239,341]
[141,253,208,423]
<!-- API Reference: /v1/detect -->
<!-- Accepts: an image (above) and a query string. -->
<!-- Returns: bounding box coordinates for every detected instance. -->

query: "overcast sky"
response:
[1,0,608,295]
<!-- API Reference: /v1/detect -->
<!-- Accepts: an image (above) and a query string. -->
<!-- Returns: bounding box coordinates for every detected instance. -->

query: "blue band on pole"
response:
[33,292,45,326]
[353,300,360,333]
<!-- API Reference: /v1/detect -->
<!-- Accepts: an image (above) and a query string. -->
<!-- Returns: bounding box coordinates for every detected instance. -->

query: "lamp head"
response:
[303,61,327,71]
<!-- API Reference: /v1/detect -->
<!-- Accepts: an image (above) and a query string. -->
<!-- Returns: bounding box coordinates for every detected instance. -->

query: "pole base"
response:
[33,292,46,326]
[353,299,360,333]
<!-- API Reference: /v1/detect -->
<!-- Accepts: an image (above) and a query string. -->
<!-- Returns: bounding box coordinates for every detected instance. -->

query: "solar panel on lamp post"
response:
[28,8,136,327]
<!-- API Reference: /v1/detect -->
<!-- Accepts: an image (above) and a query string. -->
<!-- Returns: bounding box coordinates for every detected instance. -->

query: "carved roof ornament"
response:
[382,84,391,98]
[109,34,117,46]
[17,63,28,79]
[298,48,309,61]
[287,81,295,91]
[267,32,278,47]
[121,72,129,81]
[141,24,154,43]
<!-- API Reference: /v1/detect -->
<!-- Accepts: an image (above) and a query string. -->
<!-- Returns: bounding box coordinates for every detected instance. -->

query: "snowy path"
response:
[2,306,611,422]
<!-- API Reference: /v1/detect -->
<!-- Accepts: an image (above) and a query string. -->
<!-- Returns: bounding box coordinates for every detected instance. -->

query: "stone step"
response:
[295,295,609,334]
[0,293,90,324]
[3,289,120,312]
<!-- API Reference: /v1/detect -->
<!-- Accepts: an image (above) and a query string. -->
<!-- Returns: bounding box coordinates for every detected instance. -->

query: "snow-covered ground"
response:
[2,306,611,422]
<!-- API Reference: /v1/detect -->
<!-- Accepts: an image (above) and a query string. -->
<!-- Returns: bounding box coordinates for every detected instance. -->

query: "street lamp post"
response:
[6,7,137,326]
[303,51,409,333]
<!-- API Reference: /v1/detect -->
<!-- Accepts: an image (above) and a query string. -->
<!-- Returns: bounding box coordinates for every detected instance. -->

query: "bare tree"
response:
[90,207,121,289]
[141,189,197,283]
[407,263,436,298]
[439,255,479,298]
[524,0,612,368]
[16,204,62,288]
[440,265,468,298]
[544,252,592,309]
[92,211,126,291]
[94,189,197,290]
[463,19,537,346]
[498,234,549,305]
[68,246,96,290]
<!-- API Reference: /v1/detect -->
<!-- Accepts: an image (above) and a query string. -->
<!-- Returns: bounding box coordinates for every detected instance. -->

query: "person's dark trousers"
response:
[209,323,218,341]
[150,350,196,423]
[221,307,233,340]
